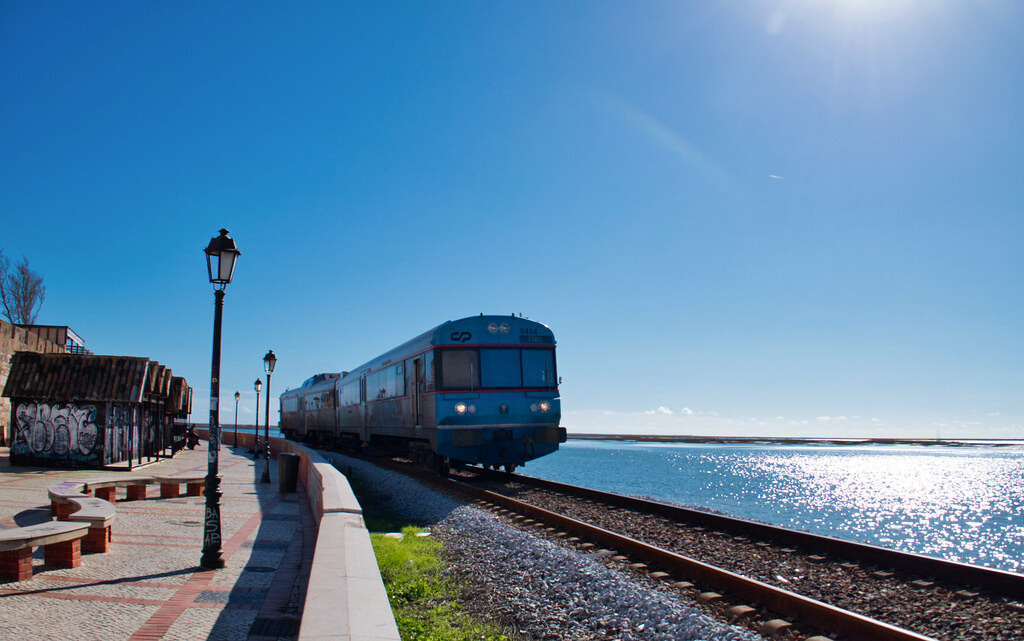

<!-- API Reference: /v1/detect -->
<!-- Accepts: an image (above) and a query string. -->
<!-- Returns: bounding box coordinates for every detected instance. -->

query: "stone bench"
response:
[79,475,154,503]
[152,474,205,498]
[64,496,117,553]
[48,481,88,520]
[0,521,91,581]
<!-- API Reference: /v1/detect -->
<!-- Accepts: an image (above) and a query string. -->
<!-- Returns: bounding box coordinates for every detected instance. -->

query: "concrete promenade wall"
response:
[203,429,401,641]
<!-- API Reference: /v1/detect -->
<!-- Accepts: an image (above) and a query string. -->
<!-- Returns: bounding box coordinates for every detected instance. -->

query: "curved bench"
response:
[79,475,154,503]
[0,521,91,581]
[49,481,88,520]
[65,496,116,553]
[15,472,204,583]
[152,474,205,498]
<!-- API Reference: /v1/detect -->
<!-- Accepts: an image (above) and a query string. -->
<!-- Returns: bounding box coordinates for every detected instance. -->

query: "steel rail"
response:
[439,475,937,641]
[505,472,1024,599]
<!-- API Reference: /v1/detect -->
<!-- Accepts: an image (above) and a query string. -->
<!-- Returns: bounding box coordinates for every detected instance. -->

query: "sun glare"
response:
[827,0,920,23]
[766,0,930,40]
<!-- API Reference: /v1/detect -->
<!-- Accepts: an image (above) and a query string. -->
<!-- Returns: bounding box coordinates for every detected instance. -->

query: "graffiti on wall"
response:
[12,401,100,460]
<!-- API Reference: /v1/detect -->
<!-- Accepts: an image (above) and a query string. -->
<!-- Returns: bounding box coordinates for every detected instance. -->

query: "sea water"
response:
[524,439,1024,573]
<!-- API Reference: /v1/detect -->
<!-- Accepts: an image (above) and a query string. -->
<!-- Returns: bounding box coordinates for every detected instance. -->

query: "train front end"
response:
[432,315,566,471]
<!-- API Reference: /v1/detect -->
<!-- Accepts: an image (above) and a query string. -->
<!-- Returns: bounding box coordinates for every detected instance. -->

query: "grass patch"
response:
[343,466,417,532]
[372,526,508,641]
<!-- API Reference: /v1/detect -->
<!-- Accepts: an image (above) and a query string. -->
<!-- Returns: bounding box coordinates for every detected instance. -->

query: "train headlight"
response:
[455,402,468,414]
[468,404,477,414]
[488,323,498,334]
[539,401,551,413]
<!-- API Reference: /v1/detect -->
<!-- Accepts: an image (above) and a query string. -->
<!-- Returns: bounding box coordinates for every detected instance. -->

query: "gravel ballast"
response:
[327,453,765,641]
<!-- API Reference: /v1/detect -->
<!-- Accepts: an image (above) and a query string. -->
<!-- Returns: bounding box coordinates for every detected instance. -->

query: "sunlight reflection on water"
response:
[525,441,1024,572]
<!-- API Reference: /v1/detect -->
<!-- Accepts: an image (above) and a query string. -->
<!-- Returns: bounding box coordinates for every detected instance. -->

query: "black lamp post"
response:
[201,228,240,570]
[261,349,277,483]
[253,378,262,458]
[233,391,240,447]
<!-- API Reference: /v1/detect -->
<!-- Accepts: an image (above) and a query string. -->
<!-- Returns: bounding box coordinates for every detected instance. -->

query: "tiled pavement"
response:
[0,444,314,641]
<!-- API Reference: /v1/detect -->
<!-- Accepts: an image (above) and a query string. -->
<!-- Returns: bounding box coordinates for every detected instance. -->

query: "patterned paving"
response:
[0,445,314,641]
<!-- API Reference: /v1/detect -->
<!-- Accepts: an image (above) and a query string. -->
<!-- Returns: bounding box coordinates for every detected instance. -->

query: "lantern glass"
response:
[254,378,263,393]
[204,229,241,287]
[263,350,277,374]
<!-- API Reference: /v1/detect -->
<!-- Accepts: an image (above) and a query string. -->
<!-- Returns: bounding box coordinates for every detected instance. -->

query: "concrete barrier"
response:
[199,429,400,641]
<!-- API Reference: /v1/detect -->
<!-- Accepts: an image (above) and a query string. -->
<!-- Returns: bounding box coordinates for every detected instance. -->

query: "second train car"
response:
[279,315,566,472]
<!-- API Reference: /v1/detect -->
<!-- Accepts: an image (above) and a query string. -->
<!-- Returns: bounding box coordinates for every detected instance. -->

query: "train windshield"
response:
[438,347,556,390]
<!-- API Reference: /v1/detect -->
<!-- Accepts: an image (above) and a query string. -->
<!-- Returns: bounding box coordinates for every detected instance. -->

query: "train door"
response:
[413,358,423,426]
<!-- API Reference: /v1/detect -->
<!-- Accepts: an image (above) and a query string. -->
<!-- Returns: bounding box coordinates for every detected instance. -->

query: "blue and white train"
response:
[279,315,566,473]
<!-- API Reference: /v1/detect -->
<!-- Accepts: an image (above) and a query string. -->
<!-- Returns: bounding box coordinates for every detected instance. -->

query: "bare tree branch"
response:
[0,250,46,325]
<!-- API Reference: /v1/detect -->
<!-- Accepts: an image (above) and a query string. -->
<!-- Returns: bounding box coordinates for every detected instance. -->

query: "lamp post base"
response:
[201,469,224,570]
[200,552,226,569]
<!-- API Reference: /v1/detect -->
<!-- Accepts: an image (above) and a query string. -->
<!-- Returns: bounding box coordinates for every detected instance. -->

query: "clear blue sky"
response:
[2,1,1022,439]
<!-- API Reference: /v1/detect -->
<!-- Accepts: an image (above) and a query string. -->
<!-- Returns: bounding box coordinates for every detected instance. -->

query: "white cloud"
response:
[816,416,832,422]
[681,407,694,415]
[643,406,675,416]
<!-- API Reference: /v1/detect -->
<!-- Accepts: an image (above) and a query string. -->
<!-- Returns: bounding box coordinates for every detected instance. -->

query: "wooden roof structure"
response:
[2,352,188,407]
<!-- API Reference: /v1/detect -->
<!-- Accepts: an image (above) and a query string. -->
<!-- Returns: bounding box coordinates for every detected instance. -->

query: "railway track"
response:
[473,471,1024,600]
[410,464,1022,641]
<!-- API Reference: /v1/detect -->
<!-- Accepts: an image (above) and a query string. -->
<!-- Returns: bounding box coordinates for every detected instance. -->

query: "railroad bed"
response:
[328,452,765,641]
[330,451,1022,640]
[456,469,1024,641]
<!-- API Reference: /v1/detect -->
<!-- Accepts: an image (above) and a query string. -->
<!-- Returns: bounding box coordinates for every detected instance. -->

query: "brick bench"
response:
[48,481,88,520]
[152,474,205,498]
[0,521,91,581]
[79,475,154,503]
[64,497,117,553]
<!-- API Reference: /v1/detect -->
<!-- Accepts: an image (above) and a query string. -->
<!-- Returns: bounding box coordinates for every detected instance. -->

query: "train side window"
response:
[522,348,556,388]
[340,381,360,406]
[480,348,521,388]
[365,370,380,399]
[395,363,405,396]
[423,351,435,392]
[439,349,479,390]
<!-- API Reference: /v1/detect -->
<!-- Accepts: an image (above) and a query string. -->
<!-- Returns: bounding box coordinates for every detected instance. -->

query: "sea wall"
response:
[199,428,400,641]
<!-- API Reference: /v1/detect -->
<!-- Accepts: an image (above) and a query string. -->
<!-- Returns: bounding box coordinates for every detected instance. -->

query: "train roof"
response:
[281,372,342,397]
[280,316,555,397]
[336,315,555,385]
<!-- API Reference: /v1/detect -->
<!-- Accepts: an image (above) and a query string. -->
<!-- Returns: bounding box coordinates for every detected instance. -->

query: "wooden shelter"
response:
[2,352,192,468]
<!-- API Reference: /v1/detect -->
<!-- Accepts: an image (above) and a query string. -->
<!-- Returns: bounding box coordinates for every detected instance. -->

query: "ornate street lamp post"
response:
[253,378,262,457]
[233,391,240,447]
[261,349,277,483]
[201,228,240,570]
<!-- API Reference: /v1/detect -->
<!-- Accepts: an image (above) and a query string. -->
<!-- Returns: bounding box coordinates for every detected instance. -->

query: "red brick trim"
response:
[44,539,81,568]
[0,548,34,582]
[159,483,180,499]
